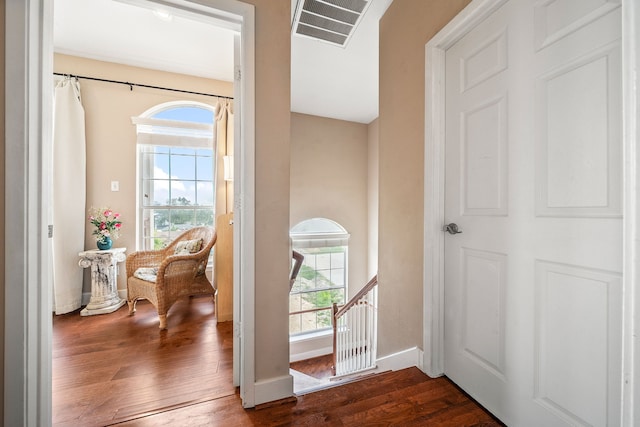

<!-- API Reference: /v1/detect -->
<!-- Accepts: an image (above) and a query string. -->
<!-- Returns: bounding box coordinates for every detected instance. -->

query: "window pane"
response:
[330,268,345,287]
[171,154,195,180]
[316,309,332,329]
[197,156,213,181]
[331,251,345,268]
[316,252,331,271]
[289,293,302,313]
[303,291,319,308]
[195,209,214,226]
[171,181,195,205]
[196,181,214,206]
[289,313,302,335]
[142,179,169,206]
[170,209,195,230]
[153,154,170,178]
[300,311,317,334]
[314,290,332,308]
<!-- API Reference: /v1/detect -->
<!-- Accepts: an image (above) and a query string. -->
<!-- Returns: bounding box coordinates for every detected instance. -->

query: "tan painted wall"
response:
[367,118,379,279]
[290,112,369,296]
[0,0,5,420]
[53,54,233,293]
[378,0,471,355]
[242,0,292,385]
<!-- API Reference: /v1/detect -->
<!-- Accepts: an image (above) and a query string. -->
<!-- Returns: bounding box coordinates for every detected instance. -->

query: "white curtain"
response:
[215,99,234,216]
[52,77,87,314]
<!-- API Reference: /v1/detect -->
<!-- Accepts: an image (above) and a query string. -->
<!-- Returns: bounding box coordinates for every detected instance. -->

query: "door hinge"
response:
[48,225,53,238]
[234,321,242,339]
[234,66,241,82]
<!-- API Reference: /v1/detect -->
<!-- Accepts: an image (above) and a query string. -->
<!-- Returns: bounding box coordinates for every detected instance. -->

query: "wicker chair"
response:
[126,226,217,329]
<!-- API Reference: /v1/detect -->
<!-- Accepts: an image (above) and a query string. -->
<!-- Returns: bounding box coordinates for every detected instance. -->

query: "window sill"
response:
[290,328,332,343]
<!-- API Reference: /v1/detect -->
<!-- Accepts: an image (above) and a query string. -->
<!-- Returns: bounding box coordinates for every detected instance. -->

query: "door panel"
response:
[443,1,622,425]
[534,261,622,426]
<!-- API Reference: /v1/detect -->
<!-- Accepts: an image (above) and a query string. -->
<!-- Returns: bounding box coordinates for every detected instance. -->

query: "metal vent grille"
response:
[292,0,371,48]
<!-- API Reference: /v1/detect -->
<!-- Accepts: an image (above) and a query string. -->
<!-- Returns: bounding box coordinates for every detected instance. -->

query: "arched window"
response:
[133,102,216,250]
[289,218,350,336]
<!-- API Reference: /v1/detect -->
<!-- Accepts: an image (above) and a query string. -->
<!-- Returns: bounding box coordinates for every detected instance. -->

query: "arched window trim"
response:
[290,218,350,248]
[132,101,215,146]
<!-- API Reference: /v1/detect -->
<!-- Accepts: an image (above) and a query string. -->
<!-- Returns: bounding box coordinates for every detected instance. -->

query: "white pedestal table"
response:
[78,247,127,316]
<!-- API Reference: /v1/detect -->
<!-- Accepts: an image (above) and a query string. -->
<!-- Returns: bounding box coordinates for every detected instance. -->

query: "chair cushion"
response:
[174,238,204,255]
[133,267,158,282]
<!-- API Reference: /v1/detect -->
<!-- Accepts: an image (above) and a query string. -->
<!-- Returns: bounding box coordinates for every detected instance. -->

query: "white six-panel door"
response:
[443,1,622,425]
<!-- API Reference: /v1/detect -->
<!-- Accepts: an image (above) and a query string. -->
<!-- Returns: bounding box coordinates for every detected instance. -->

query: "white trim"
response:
[233,5,257,408]
[424,0,638,425]
[5,0,54,425]
[375,347,424,373]
[5,0,257,423]
[133,117,214,131]
[423,0,508,378]
[136,99,217,118]
[289,329,333,362]
[254,374,294,405]
[622,1,639,425]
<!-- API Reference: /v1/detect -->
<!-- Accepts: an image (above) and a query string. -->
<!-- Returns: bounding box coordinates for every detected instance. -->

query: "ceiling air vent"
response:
[292,0,372,48]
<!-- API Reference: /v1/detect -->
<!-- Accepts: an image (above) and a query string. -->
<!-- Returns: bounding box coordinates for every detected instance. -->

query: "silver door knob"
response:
[444,223,462,235]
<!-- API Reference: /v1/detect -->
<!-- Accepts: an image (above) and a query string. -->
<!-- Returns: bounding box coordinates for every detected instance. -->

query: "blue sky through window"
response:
[152,106,213,124]
[145,106,215,206]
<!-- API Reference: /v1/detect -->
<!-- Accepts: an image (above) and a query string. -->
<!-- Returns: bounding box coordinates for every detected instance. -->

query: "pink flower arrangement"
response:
[88,207,123,243]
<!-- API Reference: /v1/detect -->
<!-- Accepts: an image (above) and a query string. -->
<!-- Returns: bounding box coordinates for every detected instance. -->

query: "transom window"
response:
[289,218,350,336]
[134,102,216,250]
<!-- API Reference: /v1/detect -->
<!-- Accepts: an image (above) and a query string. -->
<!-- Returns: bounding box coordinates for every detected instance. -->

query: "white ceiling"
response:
[53,0,391,124]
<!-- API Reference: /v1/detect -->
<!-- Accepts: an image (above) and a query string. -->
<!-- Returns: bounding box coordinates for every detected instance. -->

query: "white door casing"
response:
[424,0,639,426]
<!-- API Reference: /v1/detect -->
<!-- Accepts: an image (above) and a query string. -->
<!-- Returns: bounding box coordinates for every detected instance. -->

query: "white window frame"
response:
[289,219,350,337]
[133,102,216,251]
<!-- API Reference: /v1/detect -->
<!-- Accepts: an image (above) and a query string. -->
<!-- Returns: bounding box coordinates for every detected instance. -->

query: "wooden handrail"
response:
[289,250,304,292]
[289,305,338,316]
[334,274,378,319]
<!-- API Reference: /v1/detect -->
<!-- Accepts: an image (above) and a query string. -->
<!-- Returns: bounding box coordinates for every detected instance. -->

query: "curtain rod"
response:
[53,72,233,100]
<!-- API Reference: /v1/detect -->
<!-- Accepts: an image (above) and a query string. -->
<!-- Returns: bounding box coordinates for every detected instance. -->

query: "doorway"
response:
[4,0,256,424]
[424,0,639,426]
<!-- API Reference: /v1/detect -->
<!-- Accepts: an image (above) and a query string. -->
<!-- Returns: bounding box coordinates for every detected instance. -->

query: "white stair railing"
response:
[332,275,378,377]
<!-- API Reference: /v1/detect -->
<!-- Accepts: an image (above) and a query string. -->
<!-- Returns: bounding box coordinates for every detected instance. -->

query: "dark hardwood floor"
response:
[116,367,504,426]
[54,296,502,426]
[290,354,333,380]
[52,296,233,427]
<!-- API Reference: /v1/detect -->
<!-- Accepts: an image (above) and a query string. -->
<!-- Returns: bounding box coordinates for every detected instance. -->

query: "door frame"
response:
[422,0,640,425]
[4,0,256,424]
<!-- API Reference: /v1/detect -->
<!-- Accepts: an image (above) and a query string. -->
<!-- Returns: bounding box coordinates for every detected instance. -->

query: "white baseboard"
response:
[254,374,294,406]
[374,346,424,374]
